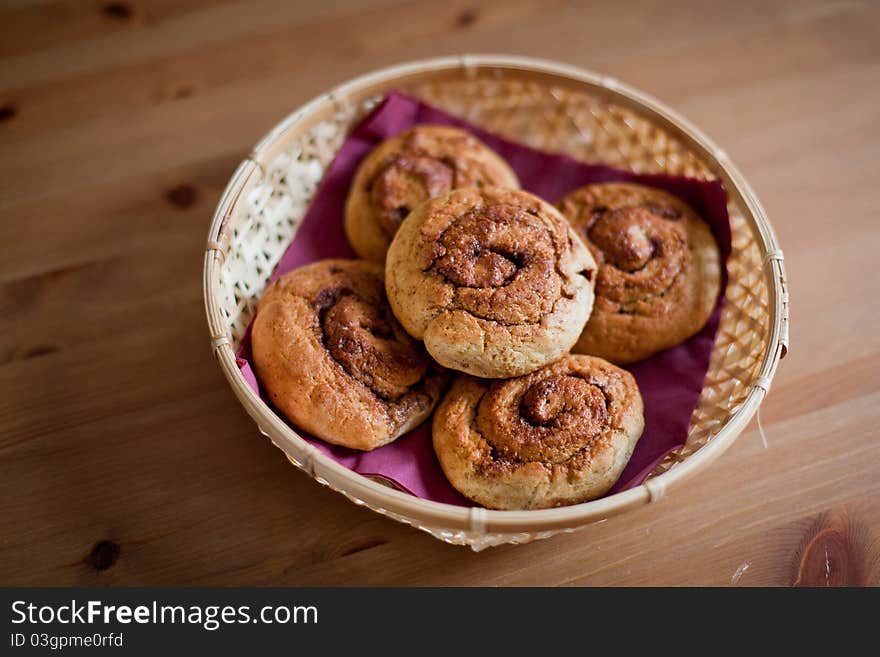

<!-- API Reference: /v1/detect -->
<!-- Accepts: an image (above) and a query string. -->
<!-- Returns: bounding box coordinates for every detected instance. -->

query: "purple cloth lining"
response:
[237,91,731,507]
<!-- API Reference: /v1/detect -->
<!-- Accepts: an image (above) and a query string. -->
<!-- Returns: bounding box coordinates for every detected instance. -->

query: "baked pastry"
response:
[385,187,597,378]
[557,182,721,363]
[251,259,448,451]
[345,125,519,262]
[432,354,644,509]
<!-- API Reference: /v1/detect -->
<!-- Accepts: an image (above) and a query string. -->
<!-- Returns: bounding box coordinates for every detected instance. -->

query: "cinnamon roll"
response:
[251,259,448,451]
[557,182,721,364]
[345,125,519,262]
[385,187,597,379]
[432,355,644,509]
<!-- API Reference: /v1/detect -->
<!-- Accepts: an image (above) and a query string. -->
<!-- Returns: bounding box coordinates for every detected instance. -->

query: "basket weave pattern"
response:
[218,98,375,343]
[205,58,786,549]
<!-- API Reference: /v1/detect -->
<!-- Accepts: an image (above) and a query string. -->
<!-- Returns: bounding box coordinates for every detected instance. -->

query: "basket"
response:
[203,55,789,550]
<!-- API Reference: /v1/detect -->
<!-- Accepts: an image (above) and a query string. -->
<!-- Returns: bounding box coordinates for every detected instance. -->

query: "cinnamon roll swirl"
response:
[432,355,644,509]
[345,125,519,262]
[557,183,721,364]
[385,187,597,379]
[251,259,448,451]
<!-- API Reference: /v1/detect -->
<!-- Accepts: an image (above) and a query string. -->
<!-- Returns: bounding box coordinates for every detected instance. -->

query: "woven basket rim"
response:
[203,54,789,534]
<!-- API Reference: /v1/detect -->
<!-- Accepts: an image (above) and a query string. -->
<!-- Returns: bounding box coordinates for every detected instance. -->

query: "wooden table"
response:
[2,0,878,586]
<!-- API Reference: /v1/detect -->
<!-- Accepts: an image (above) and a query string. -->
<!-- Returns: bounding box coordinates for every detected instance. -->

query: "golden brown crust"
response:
[385,187,597,378]
[432,355,644,509]
[251,259,448,451]
[557,182,721,363]
[345,125,519,262]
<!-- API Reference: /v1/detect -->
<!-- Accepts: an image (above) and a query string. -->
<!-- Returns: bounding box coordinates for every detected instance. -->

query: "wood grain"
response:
[1,0,878,586]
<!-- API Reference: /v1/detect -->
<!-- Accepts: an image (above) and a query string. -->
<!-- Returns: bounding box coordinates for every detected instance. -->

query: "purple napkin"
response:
[237,92,731,506]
